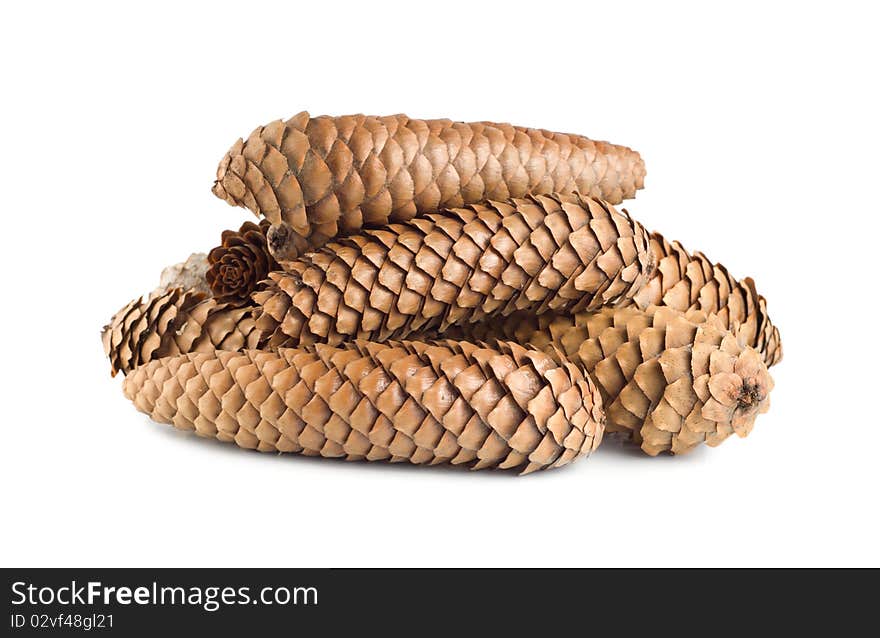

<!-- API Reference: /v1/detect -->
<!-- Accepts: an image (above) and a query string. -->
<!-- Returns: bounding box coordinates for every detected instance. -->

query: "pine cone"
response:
[102,107,785,469]
[447,306,773,455]
[213,112,646,259]
[468,231,784,368]
[122,340,605,474]
[628,232,782,366]
[254,193,653,348]
[102,288,260,376]
[206,220,278,305]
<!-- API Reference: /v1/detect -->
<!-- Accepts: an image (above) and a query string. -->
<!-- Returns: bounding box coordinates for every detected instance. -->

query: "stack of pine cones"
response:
[103,112,780,474]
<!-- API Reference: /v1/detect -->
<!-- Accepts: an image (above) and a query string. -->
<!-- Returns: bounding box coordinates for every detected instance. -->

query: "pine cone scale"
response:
[627,232,782,366]
[102,289,260,376]
[254,193,653,348]
[213,112,645,258]
[206,220,279,305]
[446,305,773,455]
[123,341,604,473]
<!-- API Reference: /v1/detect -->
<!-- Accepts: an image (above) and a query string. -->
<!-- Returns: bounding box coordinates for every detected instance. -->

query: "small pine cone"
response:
[628,232,782,366]
[102,288,260,376]
[212,112,645,258]
[448,306,773,455]
[254,193,653,348]
[121,340,605,474]
[206,220,278,305]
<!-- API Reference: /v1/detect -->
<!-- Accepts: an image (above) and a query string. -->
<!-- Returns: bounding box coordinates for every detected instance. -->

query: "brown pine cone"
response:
[628,232,782,366]
[206,220,278,305]
[122,339,605,473]
[446,306,773,455]
[102,287,261,376]
[254,193,653,349]
[213,112,646,259]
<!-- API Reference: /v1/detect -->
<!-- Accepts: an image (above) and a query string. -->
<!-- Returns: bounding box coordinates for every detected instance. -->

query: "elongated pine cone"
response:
[628,232,782,366]
[206,220,278,305]
[122,340,605,474]
[254,193,654,348]
[102,288,260,376]
[212,112,646,258]
[451,306,773,455]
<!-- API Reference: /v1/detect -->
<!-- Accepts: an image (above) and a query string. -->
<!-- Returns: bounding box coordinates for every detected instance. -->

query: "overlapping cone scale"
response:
[449,306,774,455]
[212,111,646,257]
[627,232,782,366]
[253,193,654,349]
[122,340,605,474]
[206,220,278,305]
[102,288,260,376]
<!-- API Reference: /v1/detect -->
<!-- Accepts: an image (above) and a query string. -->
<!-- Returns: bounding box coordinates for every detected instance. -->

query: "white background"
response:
[1,2,877,568]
